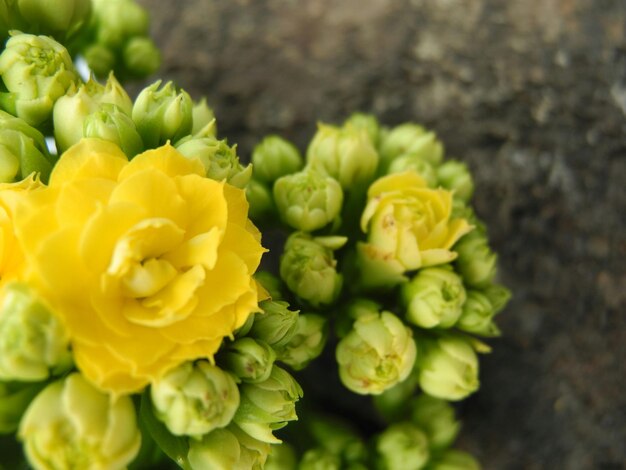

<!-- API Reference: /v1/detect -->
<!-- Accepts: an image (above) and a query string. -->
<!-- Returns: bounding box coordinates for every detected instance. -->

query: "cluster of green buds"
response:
[244,112,509,470]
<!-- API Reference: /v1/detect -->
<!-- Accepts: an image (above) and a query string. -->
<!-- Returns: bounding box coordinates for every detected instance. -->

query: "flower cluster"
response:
[246,113,510,468]
[0,17,305,470]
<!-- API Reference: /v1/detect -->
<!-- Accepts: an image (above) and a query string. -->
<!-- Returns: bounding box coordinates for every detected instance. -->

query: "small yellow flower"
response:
[360,171,472,277]
[14,139,266,394]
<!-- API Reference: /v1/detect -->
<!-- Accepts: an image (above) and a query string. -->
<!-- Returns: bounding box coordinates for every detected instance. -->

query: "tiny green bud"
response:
[456,290,499,337]
[132,80,193,148]
[426,449,481,470]
[191,97,217,136]
[265,442,297,470]
[233,366,303,444]
[249,300,299,350]
[254,271,284,301]
[0,110,53,182]
[453,231,497,288]
[83,44,116,78]
[379,123,443,172]
[122,36,161,78]
[0,381,45,434]
[16,0,91,40]
[450,199,485,234]
[273,169,343,232]
[19,373,141,469]
[280,232,345,308]
[343,112,381,147]
[0,283,72,382]
[246,179,276,222]
[92,0,149,48]
[230,423,272,469]
[306,122,379,190]
[308,414,366,462]
[176,136,251,188]
[336,311,417,395]
[219,337,276,384]
[252,135,303,184]
[150,360,240,437]
[437,160,474,202]
[0,33,78,127]
[376,422,430,470]
[187,427,241,470]
[401,266,467,329]
[100,72,133,115]
[411,394,461,450]
[276,313,328,371]
[83,103,144,158]
[417,335,479,401]
[387,154,438,187]
[299,448,341,470]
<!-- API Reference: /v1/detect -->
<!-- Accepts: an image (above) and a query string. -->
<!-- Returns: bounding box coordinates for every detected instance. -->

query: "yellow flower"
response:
[0,175,43,288]
[14,139,266,394]
[359,171,472,280]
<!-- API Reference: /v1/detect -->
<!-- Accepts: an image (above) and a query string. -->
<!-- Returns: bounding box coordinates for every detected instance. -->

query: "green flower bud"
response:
[132,80,193,148]
[411,394,461,450]
[82,44,116,78]
[188,424,272,470]
[335,297,383,340]
[276,313,327,371]
[16,0,91,40]
[19,373,141,469]
[450,199,484,234]
[122,36,161,78]
[437,160,474,202]
[343,112,381,147]
[417,335,479,401]
[83,103,143,157]
[273,169,343,232]
[176,136,252,188]
[379,123,443,172]
[0,110,53,182]
[252,135,303,184]
[426,449,481,470]
[150,360,240,437]
[456,290,498,337]
[220,337,276,384]
[0,381,45,434]
[336,311,417,395]
[265,442,297,470]
[233,366,303,444]
[299,448,341,470]
[387,154,438,187]
[254,271,284,301]
[191,97,217,136]
[0,283,72,382]
[401,266,466,329]
[246,179,276,222]
[188,427,241,470]
[92,0,149,48]
[453,231,497,288]
[0,33,78,127]
[280,233,346,308]
[53,74,133,152]
[376,422,430,470]
[355,241,408,290]
[306,123,379,190]
[249,300,299,350]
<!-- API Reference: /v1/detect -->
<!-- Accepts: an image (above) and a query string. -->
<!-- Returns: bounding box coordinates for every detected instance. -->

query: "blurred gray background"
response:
[136,1,625,468]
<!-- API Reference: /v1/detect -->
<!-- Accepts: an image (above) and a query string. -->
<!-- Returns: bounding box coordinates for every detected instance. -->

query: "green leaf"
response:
[139,390,189,469]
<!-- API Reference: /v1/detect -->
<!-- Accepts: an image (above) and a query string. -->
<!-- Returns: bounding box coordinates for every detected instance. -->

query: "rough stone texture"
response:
[137,0,625,468]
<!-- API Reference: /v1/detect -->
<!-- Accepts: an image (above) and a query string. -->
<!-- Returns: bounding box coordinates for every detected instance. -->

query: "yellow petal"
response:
[119,144,205,180]
[175,175,228,238]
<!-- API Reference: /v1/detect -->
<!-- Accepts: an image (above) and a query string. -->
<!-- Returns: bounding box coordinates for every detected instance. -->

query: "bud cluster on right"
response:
[247,115,511,469]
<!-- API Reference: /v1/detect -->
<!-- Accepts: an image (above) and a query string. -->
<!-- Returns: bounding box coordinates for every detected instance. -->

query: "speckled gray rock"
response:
[137,1,626,468]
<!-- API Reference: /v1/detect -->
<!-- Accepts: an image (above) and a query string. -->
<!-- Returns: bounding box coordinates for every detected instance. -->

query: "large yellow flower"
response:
[358,171,472,287]
[0,175,43,288]
[14,139,266,394]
